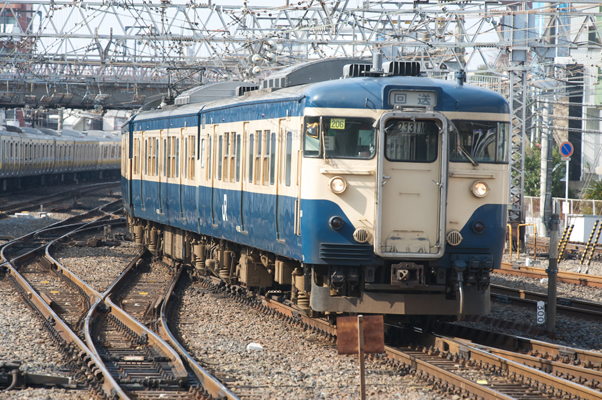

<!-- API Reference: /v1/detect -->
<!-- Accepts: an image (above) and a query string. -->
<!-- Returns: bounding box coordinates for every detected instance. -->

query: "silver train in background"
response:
[0,125,121,192]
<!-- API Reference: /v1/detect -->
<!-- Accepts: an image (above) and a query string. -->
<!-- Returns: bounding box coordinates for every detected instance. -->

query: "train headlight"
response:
[329,176,347,194]
[471,181,489,198]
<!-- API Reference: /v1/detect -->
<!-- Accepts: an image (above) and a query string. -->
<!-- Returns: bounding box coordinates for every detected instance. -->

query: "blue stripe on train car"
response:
[129,178,302,260]
[128,175,507,270]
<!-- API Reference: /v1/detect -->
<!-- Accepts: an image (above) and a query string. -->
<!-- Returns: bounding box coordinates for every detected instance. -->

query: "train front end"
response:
[300,63,510,319]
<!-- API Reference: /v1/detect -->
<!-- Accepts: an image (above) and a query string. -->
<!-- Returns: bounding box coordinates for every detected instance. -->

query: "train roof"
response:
[131,59,509,125]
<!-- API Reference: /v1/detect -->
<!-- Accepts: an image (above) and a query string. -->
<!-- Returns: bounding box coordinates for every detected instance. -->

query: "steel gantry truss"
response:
[1,0,602,224]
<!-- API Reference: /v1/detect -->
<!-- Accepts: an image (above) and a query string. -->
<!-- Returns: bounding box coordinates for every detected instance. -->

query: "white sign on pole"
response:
[536,301,546,324]
[562,201,570,214]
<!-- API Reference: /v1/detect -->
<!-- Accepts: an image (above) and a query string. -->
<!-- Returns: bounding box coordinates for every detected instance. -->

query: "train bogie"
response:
[124,59,510,320]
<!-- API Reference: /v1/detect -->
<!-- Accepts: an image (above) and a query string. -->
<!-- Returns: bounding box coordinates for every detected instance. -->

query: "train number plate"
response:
[330,118,345,130]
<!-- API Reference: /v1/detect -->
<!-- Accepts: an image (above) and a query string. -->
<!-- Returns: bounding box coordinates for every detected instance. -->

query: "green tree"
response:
[523,143,566,197]
[583,180,602,200]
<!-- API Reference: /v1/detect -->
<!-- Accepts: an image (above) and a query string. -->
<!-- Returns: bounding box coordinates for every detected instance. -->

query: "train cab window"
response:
[163,139,167,176]
[449,120,510,163]
[218,135,223,180]
[384,119,439,163]
[285,132,292,186]
[303,116,375,159]
[248,133,254,183]
[184,137,188,179]
[270,133,276,185]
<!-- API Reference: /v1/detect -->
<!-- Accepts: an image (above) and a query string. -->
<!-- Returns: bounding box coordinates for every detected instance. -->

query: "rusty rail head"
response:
[4,261,130,400]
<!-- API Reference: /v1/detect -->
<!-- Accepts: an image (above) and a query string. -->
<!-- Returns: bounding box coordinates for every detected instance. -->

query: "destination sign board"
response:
[389,90,437,107]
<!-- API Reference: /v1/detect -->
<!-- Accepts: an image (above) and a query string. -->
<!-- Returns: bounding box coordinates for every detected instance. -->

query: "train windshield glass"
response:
[303,117,375,159]
[449,120,509,163]
[384,119,439,162]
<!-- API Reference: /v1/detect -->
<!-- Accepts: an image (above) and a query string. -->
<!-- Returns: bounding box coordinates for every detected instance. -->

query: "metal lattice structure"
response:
[2,0,602,224]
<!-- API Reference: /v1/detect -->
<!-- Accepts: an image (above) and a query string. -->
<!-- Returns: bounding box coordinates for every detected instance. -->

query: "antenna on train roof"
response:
[371,52,383,74]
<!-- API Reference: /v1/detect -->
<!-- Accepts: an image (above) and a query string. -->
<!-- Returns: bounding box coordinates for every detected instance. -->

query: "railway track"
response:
[1,195,236,399]
[496,262,602,288]
[194,276,602,400]
[490,284,602,322]
[0,181,120,216]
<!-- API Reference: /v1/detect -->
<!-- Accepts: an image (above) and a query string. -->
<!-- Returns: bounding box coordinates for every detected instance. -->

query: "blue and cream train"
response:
[0,126,121,191]
[123,58,510,320]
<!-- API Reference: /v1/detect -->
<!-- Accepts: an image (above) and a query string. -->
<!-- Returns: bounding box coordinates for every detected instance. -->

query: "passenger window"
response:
[223,133,229,181]
[163,139,167,176]
[184,137,188,179]
[285,132,292,186]
[144,140,148,175]
[208,136,212,178]
[218,135,223,180]
[236,134,241,182]
[384,119,438,162]
[270,133,276,185]
[201,139,206,169]
[264,130,270,185]
[249,134,254,183]
[175,138,179,178]
[190,136,195,179]
[155,139,159,176]
[167,138,171,177]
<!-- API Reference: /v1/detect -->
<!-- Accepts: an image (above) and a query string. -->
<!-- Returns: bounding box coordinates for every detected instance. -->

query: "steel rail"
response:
[445,337,602,389]
[0,181,120,214]
[435,322,602,369]
[496,263,602,288]
[159,268,241,400]
[491,284,602,321]
[2,214,130,399]
[421,334,602,398]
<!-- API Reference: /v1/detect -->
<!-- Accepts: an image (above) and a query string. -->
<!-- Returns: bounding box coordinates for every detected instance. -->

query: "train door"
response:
[275,120,293,241]
[376,112,447,259]
[179,128,184,219]
[239,123,249,233]
[140,131,145,210]
[158,129,165,215]
[210,126,217,226]
[122,125,132,210]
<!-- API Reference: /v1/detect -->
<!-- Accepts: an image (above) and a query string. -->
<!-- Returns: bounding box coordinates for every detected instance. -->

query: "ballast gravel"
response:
[0,278,89,400]
[176,283,448,400]
[52,228,140,293]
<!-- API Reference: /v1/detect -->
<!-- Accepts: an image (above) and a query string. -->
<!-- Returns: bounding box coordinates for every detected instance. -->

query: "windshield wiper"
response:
[457,144,479,167]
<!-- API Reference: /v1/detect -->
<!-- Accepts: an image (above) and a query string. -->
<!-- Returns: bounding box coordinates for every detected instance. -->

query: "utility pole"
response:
[546,213,560,332]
